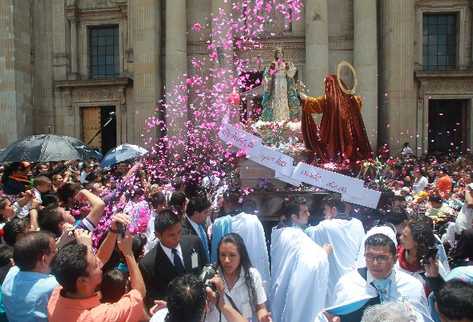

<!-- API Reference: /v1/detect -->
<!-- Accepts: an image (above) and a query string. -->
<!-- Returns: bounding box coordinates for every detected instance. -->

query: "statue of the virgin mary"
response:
[261,47,301,122]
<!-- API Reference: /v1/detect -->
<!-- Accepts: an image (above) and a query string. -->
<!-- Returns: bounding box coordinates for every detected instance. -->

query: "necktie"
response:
[172,248,185,274]
[198,224,210,260]
[372,278,392,303]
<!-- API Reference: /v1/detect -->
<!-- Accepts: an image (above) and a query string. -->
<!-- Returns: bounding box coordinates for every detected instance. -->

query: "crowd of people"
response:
[0,150,471,322]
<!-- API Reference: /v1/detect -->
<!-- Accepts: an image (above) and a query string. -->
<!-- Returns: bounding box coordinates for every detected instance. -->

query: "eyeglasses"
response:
[365,254,392,263]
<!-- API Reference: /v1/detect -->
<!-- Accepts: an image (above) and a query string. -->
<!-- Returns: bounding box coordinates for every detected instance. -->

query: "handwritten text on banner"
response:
[218,123,262,151]
[248,145,294,177]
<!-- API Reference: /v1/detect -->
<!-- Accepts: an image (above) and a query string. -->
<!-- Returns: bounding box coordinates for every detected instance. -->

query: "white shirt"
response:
[159,243,183,265]
[413,176,429,194]
[150,308,168,322]
[144,210,159,255]
[455,202,473,234]
[186,215,201,235]
[206,267,267,322]
[401,146,414,156]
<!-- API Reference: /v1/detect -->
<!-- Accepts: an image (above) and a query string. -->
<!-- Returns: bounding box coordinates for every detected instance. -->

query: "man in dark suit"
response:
[182,195,211,260]
[139,208,208,308]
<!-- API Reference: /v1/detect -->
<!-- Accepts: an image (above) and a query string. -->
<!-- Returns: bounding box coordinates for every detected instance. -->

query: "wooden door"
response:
[81,107,101,150]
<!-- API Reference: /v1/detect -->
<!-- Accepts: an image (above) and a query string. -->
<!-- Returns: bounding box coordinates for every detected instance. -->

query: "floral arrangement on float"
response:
[249,120,307,159]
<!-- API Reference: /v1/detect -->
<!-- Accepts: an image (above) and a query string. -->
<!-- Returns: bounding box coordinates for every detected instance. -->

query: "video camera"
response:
[199,264,218,292]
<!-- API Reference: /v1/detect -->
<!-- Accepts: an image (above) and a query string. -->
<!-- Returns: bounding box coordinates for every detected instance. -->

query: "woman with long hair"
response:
[206,233,271,322]
[398,215,446,288]
[0,197,15,223]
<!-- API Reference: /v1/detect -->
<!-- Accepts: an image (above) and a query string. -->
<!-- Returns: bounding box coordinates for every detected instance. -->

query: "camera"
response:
[115,222,126,238]
[421,246,438,266]
[199,264,218,292]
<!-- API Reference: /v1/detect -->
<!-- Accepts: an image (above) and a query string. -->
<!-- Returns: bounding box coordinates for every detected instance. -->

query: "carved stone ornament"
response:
[421,78,473,94]
[71,87,124,103]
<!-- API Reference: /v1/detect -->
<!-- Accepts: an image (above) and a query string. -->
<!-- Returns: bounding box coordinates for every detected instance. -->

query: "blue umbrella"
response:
[100,144,148,169]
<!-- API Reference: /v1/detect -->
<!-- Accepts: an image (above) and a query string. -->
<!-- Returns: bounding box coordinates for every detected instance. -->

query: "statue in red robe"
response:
[300,75,372,162]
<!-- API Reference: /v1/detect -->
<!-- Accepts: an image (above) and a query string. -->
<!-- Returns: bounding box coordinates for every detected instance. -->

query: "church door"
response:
[428,99,467,155]
[81,106,117,154]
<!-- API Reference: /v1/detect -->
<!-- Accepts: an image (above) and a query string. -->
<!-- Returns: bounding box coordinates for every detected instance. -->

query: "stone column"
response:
[380,0,417,154]
[69,16,78,79]
[211,0,235,119]
[305,0,328,96]
[354,0,378,149]
[165,0,187,137]
[211,0,233,69]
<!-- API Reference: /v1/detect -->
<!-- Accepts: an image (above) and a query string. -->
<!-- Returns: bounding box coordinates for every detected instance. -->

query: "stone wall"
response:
[0,0,33,146]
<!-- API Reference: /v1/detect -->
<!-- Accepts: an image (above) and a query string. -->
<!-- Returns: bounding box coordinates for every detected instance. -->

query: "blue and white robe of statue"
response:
[211,212,271,293]
[305,218,365,306]
[271,227,329,322]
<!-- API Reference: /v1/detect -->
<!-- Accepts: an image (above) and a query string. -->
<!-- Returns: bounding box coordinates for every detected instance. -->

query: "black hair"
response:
[56,183,81,204]
[365,233,397,257]
[169,191,187,210]
[154,208,181,234]
[100,269,127,303]
[149,191,166,210]
[437,280,473,320]
[41,193,60,208]
[321,193,345,214]
[38,206,64,238]
[165,274,206,322]
[429,194,443,204]
[406,215,435,264]
[278,196,307,227]
[186,195,211,218]
[217,233,258,314]
[51,243,89,293]
[0,244,13,266]
[132,234,147,260]
[3,217,28,246]
[223,189,240,206]
[13,231,53,271]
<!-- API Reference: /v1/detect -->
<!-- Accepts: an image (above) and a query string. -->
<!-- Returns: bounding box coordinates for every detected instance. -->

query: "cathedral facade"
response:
[0,0,473,155]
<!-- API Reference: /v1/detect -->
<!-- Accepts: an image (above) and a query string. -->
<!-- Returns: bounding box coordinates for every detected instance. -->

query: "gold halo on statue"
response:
[336,61,358,95]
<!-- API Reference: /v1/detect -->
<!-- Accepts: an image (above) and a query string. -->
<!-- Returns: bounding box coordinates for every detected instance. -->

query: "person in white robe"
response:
[210,190,270,293]
[315,231,432,322]
[305,194,366,305]
[271,226,330,322]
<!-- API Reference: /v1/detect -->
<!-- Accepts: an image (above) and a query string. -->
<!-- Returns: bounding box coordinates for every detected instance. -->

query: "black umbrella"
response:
[0,134,102,163]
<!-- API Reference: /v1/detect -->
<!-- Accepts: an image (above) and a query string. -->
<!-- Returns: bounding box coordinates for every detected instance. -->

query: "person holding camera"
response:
[206,233,271,322]
[48,230,146,322]
[398,216,448,288]
[150,274,249,322]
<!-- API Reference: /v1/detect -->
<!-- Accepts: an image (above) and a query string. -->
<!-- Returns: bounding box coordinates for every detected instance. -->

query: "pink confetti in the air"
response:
[192,22,202,32]
[140,0,304,186]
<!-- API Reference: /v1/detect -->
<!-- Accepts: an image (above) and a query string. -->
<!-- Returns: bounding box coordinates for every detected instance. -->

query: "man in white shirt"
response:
[318,233,431,322]
[139,209,208,308]
[412,168,429,194]
[455,183,473,234]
